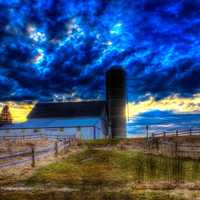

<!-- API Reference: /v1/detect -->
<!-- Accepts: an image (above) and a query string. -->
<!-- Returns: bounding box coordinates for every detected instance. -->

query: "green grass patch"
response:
[26,147,200,188]
[84,138,121,147]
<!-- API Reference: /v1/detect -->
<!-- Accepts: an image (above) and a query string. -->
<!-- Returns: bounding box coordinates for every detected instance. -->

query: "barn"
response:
[0,67,127,139]
[0,101,107,140]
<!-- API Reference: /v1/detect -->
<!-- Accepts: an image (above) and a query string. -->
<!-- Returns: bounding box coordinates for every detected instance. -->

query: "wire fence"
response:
[145,128,200,159]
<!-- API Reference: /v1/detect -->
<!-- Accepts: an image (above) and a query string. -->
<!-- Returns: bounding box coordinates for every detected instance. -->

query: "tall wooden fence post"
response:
[176,130,178,137]
[174,142,178,158]
[55,141,58,157]
[31,146,35,167]
[145,126,149,150]
[163,132,166,139]
[63,139,66,153]
[189,128,192,136]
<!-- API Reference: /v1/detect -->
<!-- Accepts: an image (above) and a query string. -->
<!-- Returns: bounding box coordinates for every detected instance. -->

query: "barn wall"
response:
[0,117,106,140]
[0,126,104,140]
[95,120,105,139]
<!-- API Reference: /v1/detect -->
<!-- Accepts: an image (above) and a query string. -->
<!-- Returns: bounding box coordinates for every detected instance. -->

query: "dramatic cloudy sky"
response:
[0,0,200,136]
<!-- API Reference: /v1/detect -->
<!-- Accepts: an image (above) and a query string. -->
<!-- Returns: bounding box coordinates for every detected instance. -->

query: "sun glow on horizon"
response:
[127,93,200,119]
[0,103,34,123]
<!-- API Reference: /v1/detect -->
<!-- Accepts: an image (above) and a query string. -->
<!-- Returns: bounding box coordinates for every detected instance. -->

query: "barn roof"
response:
[28,101,106,119]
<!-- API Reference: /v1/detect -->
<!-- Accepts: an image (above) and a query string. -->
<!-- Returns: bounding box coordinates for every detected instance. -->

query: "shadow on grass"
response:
[0,190,187,200]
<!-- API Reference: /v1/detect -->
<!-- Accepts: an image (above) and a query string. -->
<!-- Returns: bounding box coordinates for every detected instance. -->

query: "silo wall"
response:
[106,67,126,138]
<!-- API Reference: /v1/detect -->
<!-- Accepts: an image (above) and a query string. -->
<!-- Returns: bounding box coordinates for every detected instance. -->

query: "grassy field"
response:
[26,148,200,187]
[1,140,200,200]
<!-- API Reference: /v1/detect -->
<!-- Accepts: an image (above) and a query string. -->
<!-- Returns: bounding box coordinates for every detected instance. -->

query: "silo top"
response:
[106,67,126,77]
[106,67,126,88]
[106,66,126,99]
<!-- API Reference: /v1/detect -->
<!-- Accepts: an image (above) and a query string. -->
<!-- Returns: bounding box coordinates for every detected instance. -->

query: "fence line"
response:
[0,133,76,141]
[151,128,200,138]
[0,137,75,169]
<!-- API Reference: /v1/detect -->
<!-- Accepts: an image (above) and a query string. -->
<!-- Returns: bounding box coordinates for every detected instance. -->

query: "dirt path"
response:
[0,186,76,192]
[1,185,200,197]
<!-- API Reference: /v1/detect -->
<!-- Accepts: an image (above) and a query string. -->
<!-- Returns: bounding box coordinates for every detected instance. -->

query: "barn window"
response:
[77,127,81,132]
[76,127,81,138]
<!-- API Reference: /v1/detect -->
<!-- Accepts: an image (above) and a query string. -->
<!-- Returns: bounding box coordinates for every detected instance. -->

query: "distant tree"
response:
[0,105,13,125]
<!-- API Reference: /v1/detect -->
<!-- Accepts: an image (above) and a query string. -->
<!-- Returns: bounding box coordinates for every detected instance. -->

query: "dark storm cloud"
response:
[0,0,199,101]
[127,58,200,100]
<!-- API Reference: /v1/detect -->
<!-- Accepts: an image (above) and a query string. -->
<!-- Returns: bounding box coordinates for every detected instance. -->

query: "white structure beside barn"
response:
[0,101,107,140]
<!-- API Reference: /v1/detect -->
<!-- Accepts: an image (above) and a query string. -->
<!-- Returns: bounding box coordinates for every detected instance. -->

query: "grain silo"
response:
[106,67,126,138]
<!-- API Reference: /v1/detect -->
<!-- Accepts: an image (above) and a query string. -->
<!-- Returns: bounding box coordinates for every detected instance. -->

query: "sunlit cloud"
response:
[110,23,123,35]
[27,24,46,43]
[127,93,200,119]
[33,48,45,64]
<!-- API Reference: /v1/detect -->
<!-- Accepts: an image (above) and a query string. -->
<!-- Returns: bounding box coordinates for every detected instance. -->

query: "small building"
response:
[0,101,107,140]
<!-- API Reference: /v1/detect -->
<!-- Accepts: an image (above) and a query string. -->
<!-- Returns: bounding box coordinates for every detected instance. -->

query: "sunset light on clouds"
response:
[127,93,200,118]
[1,93,199,127]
